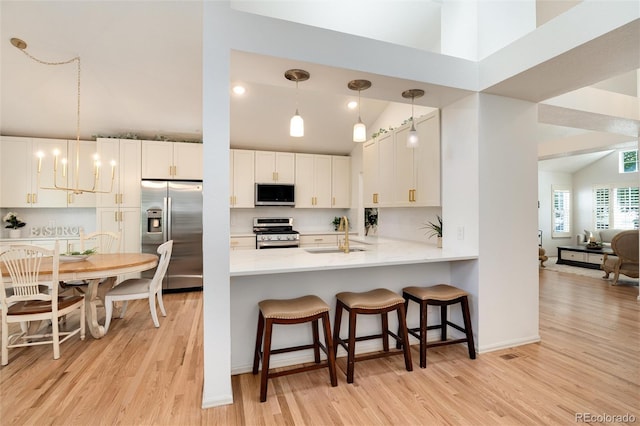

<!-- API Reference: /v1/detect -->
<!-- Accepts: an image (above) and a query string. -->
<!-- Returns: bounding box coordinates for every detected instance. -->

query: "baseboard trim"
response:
[201,394,234,409]
[477,335,541,353]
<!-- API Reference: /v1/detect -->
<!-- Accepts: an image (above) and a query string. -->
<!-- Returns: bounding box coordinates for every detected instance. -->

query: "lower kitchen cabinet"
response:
[299,233,344,247]
[230,236,256,250]
[96,207,141,253]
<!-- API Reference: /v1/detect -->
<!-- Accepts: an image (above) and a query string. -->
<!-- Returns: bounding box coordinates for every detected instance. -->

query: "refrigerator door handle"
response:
[164,196,170,242]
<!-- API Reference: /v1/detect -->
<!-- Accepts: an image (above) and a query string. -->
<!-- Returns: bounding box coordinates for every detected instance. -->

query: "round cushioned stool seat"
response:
[259,295,329,319]
[336,288,405,309]
[403,284,468,302]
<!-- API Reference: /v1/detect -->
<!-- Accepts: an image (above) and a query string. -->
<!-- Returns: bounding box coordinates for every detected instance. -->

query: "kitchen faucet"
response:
[338,216,349,253]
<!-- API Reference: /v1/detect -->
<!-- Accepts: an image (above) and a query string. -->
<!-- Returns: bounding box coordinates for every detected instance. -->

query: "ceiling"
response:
[1,1,638,161]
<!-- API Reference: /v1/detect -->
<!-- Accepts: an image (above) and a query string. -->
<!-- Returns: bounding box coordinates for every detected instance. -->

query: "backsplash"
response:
[230,207,349,233]
[0,208,96,239]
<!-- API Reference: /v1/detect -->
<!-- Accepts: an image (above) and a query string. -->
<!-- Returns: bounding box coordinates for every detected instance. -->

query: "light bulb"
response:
[406,123,419,148]
[290,110,304,137]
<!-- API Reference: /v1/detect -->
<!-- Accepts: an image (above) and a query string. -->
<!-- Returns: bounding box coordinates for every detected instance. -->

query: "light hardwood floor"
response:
[1,270,638,425]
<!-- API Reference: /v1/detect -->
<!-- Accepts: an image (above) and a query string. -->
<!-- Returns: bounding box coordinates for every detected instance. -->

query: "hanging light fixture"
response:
[284,69,310,138]
[348,79,372,142]
[11,37,116,194]
[402,89,425,148]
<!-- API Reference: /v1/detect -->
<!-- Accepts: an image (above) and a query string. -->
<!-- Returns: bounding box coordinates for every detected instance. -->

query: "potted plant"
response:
[3,212,26,239]
[422,215,442,247]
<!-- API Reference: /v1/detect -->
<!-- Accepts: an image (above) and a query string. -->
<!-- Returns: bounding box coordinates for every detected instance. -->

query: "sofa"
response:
[577,229,628,247]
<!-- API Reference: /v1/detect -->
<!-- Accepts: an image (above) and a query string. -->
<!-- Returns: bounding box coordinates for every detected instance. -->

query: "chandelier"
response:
[11,37,115,194]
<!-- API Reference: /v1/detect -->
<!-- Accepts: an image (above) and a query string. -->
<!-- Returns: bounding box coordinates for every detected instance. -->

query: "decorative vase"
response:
[9,229,21,239]
[437,236,442,248]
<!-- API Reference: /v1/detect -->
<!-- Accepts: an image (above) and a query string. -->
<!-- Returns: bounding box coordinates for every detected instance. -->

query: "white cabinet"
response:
[95,138,141,255]
[362,111,441,208]
[96,138,141,209]
[362,132,394,207]
[393,111,441,207]
[299,234,339,247]
[254,151,295,184]
[230,149,255,208]
[295,154,332,208]
[96,207,140,253]
[363,139,378,207]
[1,136,68,208]
[141,141,203,180]
[331,156,351,208]
[230,236,255,250]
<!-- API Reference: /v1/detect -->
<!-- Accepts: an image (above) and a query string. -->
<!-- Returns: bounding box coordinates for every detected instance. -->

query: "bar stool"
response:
[400,284,476,368]
[333,288,413,384]
[252,295,337,402]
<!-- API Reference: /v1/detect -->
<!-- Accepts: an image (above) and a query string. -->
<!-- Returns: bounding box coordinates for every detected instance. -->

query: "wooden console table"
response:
[556,245,614,270]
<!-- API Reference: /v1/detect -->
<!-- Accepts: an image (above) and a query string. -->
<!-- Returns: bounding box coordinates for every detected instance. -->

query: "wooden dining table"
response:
[1,253,158,339]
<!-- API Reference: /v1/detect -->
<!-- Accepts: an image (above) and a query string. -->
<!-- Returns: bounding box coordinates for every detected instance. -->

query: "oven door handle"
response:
[257,241,299,249]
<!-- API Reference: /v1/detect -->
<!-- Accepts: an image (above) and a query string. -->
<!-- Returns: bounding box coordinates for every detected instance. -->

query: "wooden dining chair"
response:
[79,231,121,254]
[0,242,85,365]
[62,231,121,293]
[103,240,173,332]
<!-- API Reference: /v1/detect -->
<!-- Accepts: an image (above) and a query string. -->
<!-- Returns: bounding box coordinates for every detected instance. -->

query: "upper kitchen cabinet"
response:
[295,154,332,208]
[362,111,441,208]
[254,151,295,184]
[141,141,203,180]
[362,132,394,207]
[230,149,255,208]
[331,156,351,208]
[96,138,141,209]
[393,111,441,207]
[1,136,68,208]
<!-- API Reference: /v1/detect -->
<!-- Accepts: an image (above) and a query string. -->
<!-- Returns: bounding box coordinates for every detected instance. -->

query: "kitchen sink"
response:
[305,247,366,254]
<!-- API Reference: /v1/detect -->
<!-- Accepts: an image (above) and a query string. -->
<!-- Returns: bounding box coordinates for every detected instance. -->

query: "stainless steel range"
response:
[253,217,300,249]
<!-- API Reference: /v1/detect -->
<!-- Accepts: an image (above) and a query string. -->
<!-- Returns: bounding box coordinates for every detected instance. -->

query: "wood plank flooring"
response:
[1,270,638,425]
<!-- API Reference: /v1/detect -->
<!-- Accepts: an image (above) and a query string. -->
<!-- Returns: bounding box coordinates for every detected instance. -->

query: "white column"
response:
[202,1,233,408]
[442,93,540,352]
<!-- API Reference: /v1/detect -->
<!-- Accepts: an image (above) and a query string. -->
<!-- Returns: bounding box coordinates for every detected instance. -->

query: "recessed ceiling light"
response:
[232,85,246,95]
[347,101,358,109]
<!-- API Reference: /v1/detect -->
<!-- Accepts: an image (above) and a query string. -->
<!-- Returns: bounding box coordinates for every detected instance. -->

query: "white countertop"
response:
[230,236,478,276]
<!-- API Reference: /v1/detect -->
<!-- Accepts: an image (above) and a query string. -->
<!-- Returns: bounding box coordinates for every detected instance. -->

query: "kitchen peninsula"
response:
[230,236,478,374]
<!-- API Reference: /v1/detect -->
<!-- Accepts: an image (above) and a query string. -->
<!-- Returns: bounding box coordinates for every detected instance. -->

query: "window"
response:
[593,185,639,230]
[619,150,638,173]
[552,185,571,238]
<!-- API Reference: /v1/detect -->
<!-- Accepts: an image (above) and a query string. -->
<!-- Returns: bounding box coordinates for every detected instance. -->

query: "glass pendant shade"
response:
[406,123,419,148]
[290,109,304,137]
[353,118,366,142]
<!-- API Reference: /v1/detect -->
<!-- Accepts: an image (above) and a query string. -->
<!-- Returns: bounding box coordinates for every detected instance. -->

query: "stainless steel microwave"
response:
[255,183,295,206]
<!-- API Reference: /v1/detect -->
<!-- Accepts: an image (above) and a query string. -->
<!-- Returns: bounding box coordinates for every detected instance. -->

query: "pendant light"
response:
[348,79,372,142]
[285,69,310,138]
[402,89,425,148]
[11,37,116,194]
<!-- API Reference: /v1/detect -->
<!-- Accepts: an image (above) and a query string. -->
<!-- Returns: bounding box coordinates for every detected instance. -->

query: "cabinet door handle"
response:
[114,211,118,222]
[68,193,73,204]
[332,197,335,206]
[275,171,279,181]
[32,193,37,204]
[26,193,31,204]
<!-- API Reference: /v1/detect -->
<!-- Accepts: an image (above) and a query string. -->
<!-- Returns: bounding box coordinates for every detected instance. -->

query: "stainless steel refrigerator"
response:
[141,180,203,291]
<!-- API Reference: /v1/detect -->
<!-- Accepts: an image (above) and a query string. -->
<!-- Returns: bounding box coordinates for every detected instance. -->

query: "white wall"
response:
[573,149,640,234]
